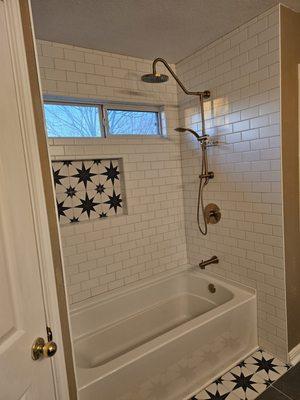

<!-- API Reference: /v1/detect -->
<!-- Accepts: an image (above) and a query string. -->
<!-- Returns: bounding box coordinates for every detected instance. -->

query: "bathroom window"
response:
[44,103,102,138]
[44,99,162,138]
[106,107,161,136]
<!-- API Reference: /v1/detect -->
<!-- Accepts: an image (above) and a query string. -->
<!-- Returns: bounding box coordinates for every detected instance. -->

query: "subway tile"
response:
[102,55,122,68]
[230,29,248,47]
[86,74,105,85]
[94,64,112,76]
[248,17,268,37]
[249,42,269,61]
[66,71,86,83]
[76,62,95,74]
[84,53,103,65]
[38,55,54,68]
[240,36,258,53]
[56,81,78,93]
[44,68,67,81]
[42,43,64,58]
[54,58,75,71]
[64,48,85,62]
[259,50,279,68]
[77,83,97,94]
[258,25,279,44]
[250,115,270,129]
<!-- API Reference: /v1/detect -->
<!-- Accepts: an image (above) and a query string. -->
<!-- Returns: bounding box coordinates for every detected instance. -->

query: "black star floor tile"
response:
[191,349,290,400]
[244,350,289,384]
[221,365,266,399]
[194,382,239,399]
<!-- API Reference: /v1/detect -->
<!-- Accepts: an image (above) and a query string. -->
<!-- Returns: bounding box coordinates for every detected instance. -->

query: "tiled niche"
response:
[52,158,125,224]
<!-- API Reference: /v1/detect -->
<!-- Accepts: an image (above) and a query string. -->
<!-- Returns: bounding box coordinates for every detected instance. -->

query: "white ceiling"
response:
[31,0,300,63]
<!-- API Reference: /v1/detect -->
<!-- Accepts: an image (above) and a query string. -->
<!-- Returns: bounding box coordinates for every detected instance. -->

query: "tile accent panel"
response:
[176,6,288,360]
[52,159,124,224]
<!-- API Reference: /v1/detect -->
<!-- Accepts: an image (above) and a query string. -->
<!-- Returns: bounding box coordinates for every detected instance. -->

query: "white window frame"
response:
[43,96,163,138]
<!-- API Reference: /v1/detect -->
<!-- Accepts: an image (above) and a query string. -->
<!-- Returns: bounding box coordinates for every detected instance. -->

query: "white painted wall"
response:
[176,6,287,360]
[37,40,187,305]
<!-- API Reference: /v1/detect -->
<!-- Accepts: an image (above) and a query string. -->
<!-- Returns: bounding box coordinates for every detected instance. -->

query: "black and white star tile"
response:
[192,349,290,400]
[221,364,266,399]
[243,349,289,385]
[193,381,238,399]
[52,159,124,224]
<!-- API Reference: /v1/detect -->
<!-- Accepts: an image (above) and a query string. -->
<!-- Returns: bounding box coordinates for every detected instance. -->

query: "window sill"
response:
[48,135,172,145]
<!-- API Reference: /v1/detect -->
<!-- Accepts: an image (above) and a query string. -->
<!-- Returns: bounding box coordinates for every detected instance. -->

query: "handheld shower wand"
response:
[175,127,214,235]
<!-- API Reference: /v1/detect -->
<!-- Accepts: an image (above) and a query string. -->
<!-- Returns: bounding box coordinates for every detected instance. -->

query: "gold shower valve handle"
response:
[32,327,57,360]
[204,203,221,224]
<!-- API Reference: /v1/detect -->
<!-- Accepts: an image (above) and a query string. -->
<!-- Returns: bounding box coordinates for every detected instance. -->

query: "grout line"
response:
[271,386,294,400]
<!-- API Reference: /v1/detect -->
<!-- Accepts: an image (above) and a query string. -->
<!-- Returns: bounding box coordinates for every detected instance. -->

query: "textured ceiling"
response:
[31,0,300,63]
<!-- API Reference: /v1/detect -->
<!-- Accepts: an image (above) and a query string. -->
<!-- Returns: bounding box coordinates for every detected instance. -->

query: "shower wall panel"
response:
[176,6,288,360]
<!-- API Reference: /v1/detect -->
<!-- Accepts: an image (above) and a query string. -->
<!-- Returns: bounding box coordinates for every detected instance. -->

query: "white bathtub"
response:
[71,269,257,400]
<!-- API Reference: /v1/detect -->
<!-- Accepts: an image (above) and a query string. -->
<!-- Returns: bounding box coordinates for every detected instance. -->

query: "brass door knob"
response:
[32,327,57,360]
[43,341,58,358]
[32,337,58,360]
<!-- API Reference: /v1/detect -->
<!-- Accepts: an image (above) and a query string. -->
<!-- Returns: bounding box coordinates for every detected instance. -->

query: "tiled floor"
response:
[257,362,300,399]
[191,349,291,400]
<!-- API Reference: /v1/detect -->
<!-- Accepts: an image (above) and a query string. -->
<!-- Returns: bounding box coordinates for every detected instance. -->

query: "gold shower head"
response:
[141,73,169,83]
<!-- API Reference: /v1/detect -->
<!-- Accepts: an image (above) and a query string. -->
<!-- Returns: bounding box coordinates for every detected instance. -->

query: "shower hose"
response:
[197,142,209,235]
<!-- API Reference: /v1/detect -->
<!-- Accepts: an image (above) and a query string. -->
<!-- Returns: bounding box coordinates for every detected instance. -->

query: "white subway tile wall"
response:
[176,6,287,360]
[37,40,187,305]
[37,40,178,105]
[36,5,289,361]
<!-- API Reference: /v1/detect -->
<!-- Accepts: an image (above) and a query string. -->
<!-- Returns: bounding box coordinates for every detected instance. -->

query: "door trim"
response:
[3,0,77,398]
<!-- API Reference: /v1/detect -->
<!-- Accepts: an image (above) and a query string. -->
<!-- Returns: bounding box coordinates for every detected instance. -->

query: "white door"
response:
[0,1,68,399]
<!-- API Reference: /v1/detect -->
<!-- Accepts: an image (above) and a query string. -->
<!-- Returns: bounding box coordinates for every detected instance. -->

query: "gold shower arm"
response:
[152,57,210,99]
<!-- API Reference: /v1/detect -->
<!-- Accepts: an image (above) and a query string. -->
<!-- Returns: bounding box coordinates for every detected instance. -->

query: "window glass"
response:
[107,109,160,135]
[44,103,101,137]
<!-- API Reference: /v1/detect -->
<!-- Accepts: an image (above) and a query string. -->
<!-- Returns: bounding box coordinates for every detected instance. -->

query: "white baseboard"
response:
[289,343,300,365]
